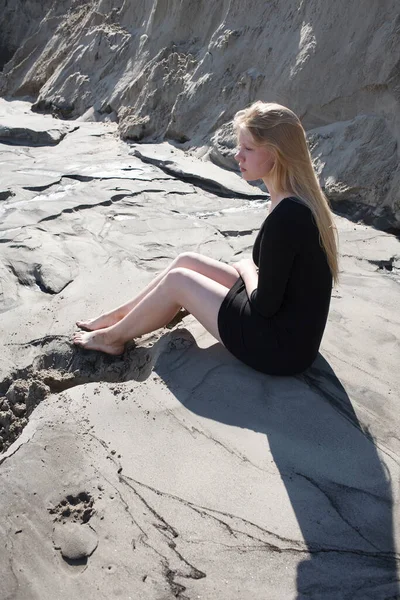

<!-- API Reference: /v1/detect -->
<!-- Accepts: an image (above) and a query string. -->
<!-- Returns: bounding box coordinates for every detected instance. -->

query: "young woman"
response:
[73,101,339,376]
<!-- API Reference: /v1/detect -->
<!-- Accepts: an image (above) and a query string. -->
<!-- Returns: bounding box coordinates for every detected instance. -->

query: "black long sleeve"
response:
[250,208,300,318]
[250,198,323,319]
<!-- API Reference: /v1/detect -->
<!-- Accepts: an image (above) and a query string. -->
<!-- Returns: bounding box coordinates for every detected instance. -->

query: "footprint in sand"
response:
[53,521,98,567]
[49,492,98,570]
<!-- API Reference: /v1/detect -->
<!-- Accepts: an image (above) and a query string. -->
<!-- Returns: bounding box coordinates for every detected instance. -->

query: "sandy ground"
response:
[0,99,399,599]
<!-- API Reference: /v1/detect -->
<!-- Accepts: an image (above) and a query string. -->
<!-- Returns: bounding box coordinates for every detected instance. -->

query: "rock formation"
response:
[0,97,399,600]
[1,0,399,229]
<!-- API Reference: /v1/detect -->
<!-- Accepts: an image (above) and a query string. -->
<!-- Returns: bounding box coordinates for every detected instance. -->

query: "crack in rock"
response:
[298,365,400,468]
[0,190,15,201]
[295,472,383,552]
[36,188,172,224]
[22,180,62,192]
[368,256,398,273]
[119,474,206,598]
[219,228,257,237]
[123,476,400,562]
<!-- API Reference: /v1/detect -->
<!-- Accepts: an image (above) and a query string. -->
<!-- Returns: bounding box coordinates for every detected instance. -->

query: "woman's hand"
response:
[231,258,254,276]
[232,258,258,298]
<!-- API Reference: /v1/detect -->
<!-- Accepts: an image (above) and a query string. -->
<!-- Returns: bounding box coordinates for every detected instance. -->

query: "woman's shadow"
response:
[155,332,400,599]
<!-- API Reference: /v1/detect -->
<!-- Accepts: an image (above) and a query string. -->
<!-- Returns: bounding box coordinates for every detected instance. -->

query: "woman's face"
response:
[234,128,275,182]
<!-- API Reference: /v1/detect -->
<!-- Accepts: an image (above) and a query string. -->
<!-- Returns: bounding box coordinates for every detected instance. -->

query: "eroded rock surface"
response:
[0,102,399,599]
[0,1,399,228]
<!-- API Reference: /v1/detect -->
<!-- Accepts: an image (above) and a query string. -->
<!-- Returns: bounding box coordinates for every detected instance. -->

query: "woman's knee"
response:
[163,267,192,302]
[174,251,200,269]
[173,252,238,290]
[165,266,190,285]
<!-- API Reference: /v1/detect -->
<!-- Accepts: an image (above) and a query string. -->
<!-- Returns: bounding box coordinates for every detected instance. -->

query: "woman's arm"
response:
[250,213,297,318]
[232,258,258,298]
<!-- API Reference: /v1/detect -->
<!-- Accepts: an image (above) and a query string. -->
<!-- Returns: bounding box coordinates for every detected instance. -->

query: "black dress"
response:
[217,197,333,375]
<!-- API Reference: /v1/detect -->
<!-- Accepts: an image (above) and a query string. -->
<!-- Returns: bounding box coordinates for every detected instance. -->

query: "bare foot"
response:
[73,329,125,355]
[76,312,122,331]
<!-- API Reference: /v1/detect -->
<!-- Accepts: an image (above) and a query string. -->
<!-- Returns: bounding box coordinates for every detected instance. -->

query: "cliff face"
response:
[0,0,70,69]
[1,0,399,229]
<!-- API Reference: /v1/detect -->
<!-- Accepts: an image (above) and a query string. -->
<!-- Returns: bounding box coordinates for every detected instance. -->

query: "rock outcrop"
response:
[1,0,399,230]
[0,100,399,599]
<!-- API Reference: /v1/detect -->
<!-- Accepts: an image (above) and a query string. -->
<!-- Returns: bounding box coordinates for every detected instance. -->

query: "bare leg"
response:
[73,267,229,354]
[77,252,239,331]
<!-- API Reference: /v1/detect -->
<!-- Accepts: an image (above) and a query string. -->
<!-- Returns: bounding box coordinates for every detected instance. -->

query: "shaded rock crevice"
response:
[0,189,15,201]
[131,149,267,200]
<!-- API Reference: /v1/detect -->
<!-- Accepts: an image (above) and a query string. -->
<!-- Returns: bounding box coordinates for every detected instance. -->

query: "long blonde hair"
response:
[233,101,340,286]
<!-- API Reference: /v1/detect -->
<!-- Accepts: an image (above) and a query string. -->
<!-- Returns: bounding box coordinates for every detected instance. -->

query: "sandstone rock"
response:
[0,101,399,599]
[1,225,78,297]
[0,0,53,69]
[6,254,75,295]
[132,142,267,198]
[208,121,238,172]
[308,115,399,229]
[0,123,71,146]
[0,0,399,226]
[0,262,20,313]
[0,101,78,147]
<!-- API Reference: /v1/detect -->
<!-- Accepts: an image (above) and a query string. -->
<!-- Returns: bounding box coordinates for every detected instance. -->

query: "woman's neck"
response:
[264,182,294,212]
[267,188,294,212]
